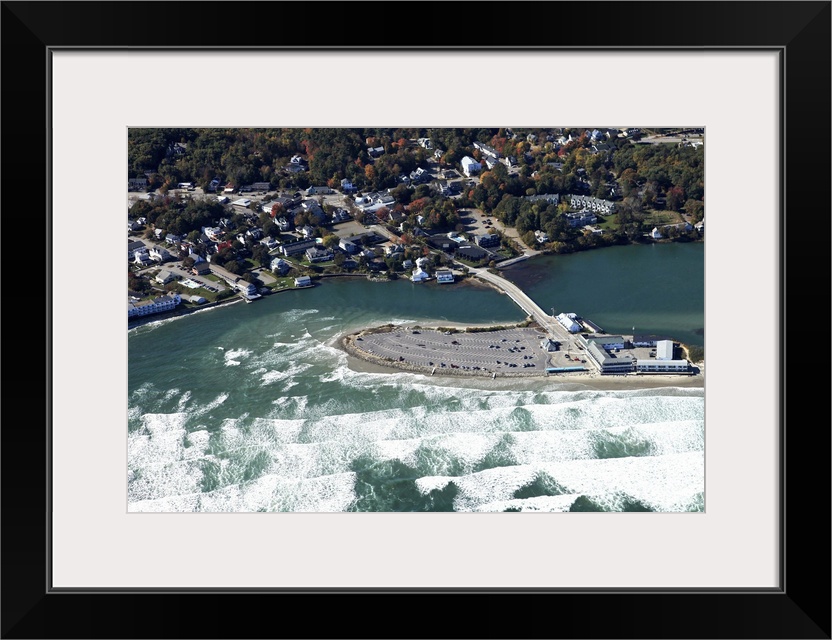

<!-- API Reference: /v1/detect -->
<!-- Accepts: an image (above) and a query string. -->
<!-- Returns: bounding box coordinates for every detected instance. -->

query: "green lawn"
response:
[596,213,618,230]
[645,209,684,226]
[265,277,295,291]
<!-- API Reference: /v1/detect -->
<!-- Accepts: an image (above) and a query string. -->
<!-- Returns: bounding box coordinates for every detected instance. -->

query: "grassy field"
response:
[596,213,618,230]
[644,209,684,226]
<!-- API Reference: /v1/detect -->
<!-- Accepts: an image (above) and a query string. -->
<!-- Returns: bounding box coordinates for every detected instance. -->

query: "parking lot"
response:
[353,327,553,374]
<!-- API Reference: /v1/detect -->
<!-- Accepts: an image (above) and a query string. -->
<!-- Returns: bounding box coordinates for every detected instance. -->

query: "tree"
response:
[322,234,339,248]
[666,186,685,212]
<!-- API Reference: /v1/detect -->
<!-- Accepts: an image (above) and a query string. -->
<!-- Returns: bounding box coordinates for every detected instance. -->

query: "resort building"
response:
[577,334,627,350]
[128,294,181,319]
[585,341,637,375]
[635,359,689,374]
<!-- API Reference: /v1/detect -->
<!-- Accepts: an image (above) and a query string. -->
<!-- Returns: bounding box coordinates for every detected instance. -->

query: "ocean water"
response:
[127,274,705,513]
[503,242,705,348]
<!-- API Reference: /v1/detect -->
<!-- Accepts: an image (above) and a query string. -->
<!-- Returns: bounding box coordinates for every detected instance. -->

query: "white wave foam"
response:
[224,348,252,366]
[442,452,704,512]
[277,308,319,323]
[175,390,192,412]
[190,392,229,417]
[128,413,206,503]
[474,494,579,512]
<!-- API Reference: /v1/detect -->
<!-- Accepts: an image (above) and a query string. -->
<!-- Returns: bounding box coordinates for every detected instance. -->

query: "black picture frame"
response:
[3,2,829,638]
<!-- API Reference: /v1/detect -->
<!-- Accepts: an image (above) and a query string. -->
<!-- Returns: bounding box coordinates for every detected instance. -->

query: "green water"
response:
[127,245,705,513]
[502,243,705,347]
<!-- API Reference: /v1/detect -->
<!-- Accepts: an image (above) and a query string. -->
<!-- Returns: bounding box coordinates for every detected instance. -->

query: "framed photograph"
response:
[4,1,829,638]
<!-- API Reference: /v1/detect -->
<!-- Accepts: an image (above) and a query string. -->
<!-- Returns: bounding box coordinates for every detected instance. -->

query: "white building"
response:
[155,269,176,284]
[556,312,581,333]
[411,267,430,282]
[656,340,675,360]
[651,227,663,239]
[128,294,182,319]
[435,270,454,284]
[460,156,482,177]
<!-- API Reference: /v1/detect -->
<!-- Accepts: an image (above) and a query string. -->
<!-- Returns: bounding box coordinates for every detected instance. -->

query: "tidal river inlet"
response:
[128,243,705,512]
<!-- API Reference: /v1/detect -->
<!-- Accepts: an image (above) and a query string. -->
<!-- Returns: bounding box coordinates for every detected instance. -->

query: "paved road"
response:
[466,265,571,342]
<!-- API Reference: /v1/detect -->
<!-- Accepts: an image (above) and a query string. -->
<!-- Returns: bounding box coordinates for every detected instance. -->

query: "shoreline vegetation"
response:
[338,321,704,390]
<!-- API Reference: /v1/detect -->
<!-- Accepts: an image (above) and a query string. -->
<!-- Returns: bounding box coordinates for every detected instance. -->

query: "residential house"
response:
[149,245,171,262]
[569,195,616,215]
[340,178,356,193]
[260,237,278,250]
[415,256,430,269]
[281,239,318,257]
[409,167,430,184]
[290,154,306,165]
[418,138,433,149]
[191,262,211,276]
[300,225,316,239]
[331,208,351,223]
[501,156,517,168]
[339,238,358,254]
[526,133,538,143]
[402,259,413,270]
[523,193,560,206]
[485,157,499,170]
[223,183,236,194]
[128,177,148,191]
[564,211,597,227]
[155,269,176,284]
[384,244,404,256]
[203,226,223,242]
[435,270,454,284]
[128,220,141,232]
[651,227,663,239]
[534,230,549,243]
[473,141,500,159]
[305,246,333,263]
[270,258,290,274]
[165,234,182,246]
[231,198,251,208]
[294,275,313,287]
[367,146,385,157]
[306,186,333,196]
[411,267,430,282]
[276,217,293,232]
